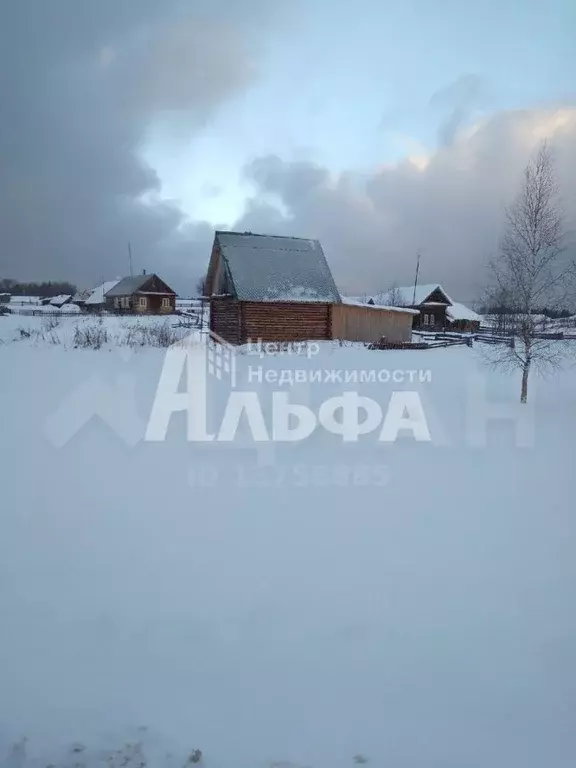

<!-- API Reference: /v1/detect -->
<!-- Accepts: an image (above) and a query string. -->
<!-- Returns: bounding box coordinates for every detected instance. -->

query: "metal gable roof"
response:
[368,284,452,307]
[105,275,151,297]
[393,284,452,305]
[214,231,342,303]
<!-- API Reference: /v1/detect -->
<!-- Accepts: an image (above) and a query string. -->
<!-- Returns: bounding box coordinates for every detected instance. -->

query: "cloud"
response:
[429,74,490,147]
[0,0,281,290]
[2,1,574,305]
[238,109,576,301]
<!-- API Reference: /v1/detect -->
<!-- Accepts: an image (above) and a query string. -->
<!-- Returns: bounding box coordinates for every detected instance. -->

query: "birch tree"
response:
[387,285,404,307]
[485,141,572,403]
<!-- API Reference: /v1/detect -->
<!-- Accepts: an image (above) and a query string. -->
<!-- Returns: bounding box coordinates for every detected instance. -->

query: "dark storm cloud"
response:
[240,109,576,302]
[0,0,278,291]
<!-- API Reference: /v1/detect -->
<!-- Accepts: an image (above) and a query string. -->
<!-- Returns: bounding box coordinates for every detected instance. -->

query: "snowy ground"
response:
[1,318,575,768]
[0,313,195,346]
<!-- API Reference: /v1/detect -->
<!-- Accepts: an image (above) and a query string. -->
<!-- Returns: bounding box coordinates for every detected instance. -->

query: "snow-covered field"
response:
[1,316,575,768]
[0,313,194,346]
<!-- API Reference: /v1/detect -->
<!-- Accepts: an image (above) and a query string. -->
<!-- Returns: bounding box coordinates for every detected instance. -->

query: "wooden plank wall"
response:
[241,302,331,343]
[331,304,413,343]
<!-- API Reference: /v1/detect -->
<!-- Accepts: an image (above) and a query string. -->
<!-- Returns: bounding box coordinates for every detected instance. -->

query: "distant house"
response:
[368,284,480,331]
[381,284,451,329]
[71,289,92,310]
[105,273,177,314]
[205,231,342,344]
[84,280,122,312]
[47,294,72,308]
[0,293,10,304]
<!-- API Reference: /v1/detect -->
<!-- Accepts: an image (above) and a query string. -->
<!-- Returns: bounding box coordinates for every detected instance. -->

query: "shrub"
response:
[120,321,182,348]
[72,322,109,349]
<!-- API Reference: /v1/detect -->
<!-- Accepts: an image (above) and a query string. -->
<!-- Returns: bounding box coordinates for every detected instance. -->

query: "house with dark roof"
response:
[104,272,177,314]
[366,284,480,331]
[205,231,343,344]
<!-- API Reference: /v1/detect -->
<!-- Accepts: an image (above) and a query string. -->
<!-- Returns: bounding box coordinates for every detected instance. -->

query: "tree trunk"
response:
[521,359,530,403]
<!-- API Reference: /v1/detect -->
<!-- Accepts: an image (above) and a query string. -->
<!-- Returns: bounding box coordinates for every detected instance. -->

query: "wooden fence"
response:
[6,308,71,317]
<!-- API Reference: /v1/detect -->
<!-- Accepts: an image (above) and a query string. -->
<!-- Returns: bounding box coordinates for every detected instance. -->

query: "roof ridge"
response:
[216,230,318,242]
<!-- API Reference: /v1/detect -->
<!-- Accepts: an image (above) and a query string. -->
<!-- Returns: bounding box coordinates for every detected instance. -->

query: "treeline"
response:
[478,304,573,319]
[0,279,77,298]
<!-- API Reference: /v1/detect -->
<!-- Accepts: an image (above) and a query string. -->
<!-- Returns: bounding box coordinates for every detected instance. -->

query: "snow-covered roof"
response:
[72,290,91,302]
[383,284,452,306]
[215,231,342,304]
[341,297,419,315]
[60,303,81,313]
[446,302,481,322]
[49,294,72,306]
[105,274,176,298]
[9,296,40,303]
[106,275,150,297]
[85,280,121,305]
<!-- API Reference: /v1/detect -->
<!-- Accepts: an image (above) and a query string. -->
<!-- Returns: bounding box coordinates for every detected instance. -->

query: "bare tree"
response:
[386,285,405,307]
[195,276,207,296]
[485,141,573,402]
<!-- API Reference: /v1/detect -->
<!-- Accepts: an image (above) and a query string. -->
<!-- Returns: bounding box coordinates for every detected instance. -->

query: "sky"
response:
[1,0,575,300]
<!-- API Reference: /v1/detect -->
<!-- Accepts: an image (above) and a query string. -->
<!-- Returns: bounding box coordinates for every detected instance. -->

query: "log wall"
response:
[210,298,331,344]
[210,297,242,345]
[241,301,331,343]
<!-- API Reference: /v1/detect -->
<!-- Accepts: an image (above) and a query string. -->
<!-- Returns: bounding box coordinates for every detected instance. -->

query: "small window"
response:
[161,297,171,308]
[139,296,147,308]
[113,297,120,309]
[121,297,130,309]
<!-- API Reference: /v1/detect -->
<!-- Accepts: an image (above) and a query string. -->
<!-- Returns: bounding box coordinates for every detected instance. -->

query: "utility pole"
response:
[412,251,421,305]
[128,242,133,277]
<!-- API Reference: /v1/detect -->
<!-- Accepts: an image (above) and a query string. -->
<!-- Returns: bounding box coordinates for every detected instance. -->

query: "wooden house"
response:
[383,284,452,329]
[205,231,419,345]
[205,231,342,344]
[104,272,177,314]
[368,284,481,332]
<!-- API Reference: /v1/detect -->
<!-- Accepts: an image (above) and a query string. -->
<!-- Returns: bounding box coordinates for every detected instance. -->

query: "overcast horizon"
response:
[1,0,575,303]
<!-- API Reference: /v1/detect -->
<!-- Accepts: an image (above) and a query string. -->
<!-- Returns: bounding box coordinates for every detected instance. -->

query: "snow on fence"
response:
[368,339,431,350]
[7,308,71,317]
